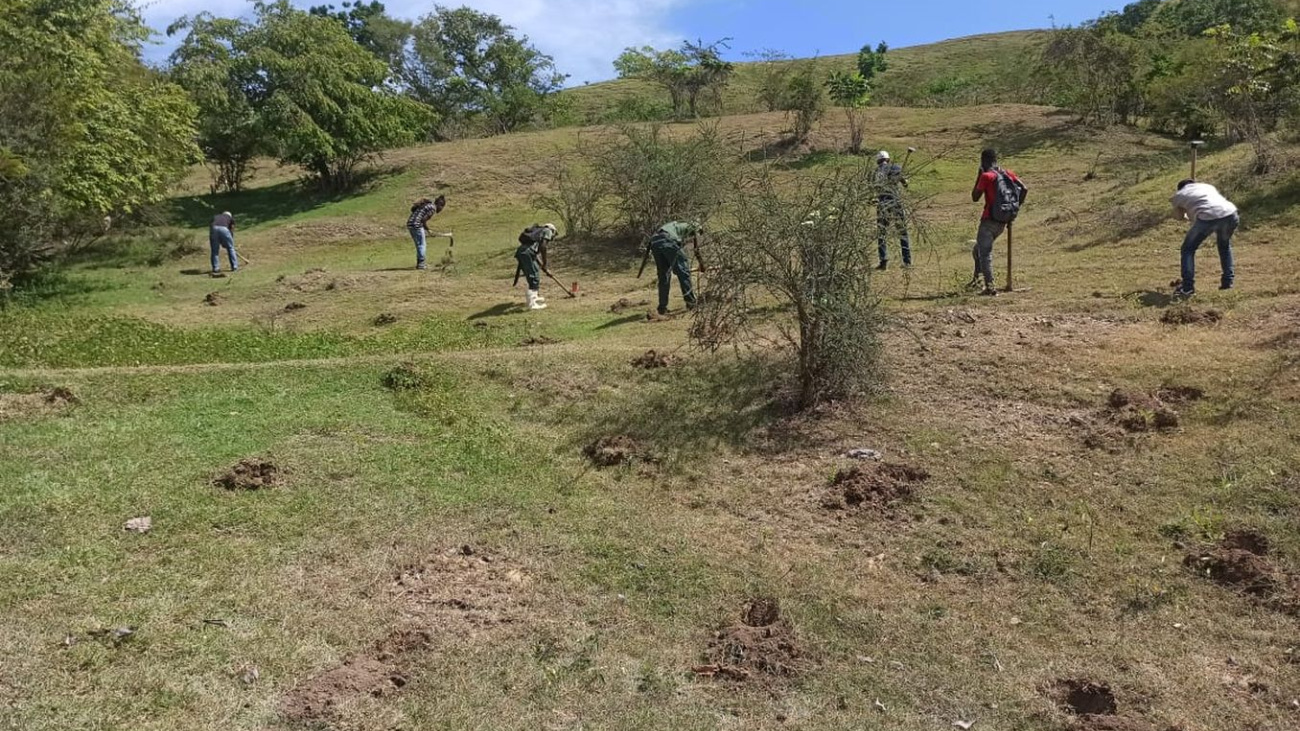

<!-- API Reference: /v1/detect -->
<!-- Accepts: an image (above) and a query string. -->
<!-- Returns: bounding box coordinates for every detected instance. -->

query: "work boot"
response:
[527,290,547,310]
[875,262,888,271]
[416,261,427,270]
[535,292,547,303]
[980,286,999,297]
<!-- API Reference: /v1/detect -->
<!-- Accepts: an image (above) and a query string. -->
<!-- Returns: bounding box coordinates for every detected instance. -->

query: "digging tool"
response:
[542,268,578,298]
[1005,222,1014,292]
[512,265,522,287]
[1190,140,1205,180]
[636,240,652,279]
[902,146,917,171]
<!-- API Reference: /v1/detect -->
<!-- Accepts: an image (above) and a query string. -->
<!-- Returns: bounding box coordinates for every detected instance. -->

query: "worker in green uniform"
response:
[515,223,557,310]
[649,221,701,316]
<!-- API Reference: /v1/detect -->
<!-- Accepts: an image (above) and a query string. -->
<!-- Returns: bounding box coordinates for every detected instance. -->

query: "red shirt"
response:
[975,168,1021,220]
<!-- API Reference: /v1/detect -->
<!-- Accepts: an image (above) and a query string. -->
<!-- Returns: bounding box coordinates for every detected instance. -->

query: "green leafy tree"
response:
[404,5,567,136]
[857,41,889,81]
[0,0,199,279]
[308,1,412,80]
[614,39,735,118]
[825,70,872,153]
[167,14,263,193]
[1038,26,1145,126]
[243,1,431,189]
[782,59,826,144]
[1204,19,1300,171]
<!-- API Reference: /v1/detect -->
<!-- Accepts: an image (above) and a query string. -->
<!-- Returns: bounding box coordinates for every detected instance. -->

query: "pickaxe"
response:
[1190,140,1205,180]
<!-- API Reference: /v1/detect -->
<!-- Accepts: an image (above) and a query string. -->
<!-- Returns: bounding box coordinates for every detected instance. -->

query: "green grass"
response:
[3,100,1300,730]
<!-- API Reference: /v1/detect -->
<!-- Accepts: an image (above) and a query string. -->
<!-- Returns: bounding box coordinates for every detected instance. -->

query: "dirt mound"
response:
[1070,716,1163,731]
[284,301,307,312]
[373,313,399,326]
[214,459,283,491]
[281,268,355,293]
[1184,531,1299,614]
[381,362,428,391]
[203,292,223,306]
[519,335,561,347]
[1105,389,1185,433]
[610,298,650,314]
[630,349,675,369]
[1161,307,1223,326]
[1155,384,1205,404]
[44,387,78,405]
[696,599,802,682]
[820,462,929,513]
[1053,679,1118,716]
[280,630,429,723]
[583,435,649,467]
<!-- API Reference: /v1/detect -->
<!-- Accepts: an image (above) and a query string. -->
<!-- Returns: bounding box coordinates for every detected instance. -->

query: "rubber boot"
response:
[527,290,547,310]
[535,292,547,303]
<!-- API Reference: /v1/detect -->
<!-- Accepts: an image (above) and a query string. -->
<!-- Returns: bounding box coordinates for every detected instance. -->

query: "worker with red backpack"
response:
[970,148,1027,296]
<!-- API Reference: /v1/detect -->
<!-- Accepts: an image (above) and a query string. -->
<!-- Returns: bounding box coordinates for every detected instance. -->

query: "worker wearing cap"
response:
[874,151,911,270]
[516,223,557,310]
[1171,179,1239,296]
[649,221,701,316]
[209,211,238,277]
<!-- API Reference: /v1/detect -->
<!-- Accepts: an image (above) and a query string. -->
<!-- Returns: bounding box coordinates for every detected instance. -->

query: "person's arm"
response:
[1171,193,1188,221]
[228,216,235,233]
[971,171,986,203]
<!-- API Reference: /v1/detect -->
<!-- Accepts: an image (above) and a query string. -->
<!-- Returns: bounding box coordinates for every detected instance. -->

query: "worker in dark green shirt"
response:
[648,221,701,315]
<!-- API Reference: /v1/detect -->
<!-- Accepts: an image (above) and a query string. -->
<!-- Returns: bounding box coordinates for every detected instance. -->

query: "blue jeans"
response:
[209,226,237,272]
[651,245,694,313]
[877,200,911,266]
[408,226,427,266]
[1180,213,1238,292]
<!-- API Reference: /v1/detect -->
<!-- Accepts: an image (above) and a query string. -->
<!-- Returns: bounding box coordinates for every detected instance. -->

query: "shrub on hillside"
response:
[690,163,889,409]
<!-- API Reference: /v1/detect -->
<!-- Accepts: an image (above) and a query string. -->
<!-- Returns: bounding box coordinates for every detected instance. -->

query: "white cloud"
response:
[139,0,686,84]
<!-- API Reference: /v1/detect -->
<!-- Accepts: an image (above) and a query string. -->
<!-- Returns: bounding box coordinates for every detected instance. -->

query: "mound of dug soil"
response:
[1105,385,1204,433]
[630,349,675,369]
[44,387,78,405]
[1161,307,1223,326]
[820,463,929,513]
[583,435,651,467]
[280,629,429,723]
[519,335,561,347]
[203,292,223,306]
[1184,529,1298,614]
[284,301,307,312]
[694,597,802,682]
[214,459,283,490]
[609,298,649,314]
[373,313,399,326]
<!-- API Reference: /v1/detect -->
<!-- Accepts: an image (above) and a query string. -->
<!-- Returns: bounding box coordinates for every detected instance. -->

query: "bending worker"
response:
[516,223,557,310]
[649,221,701,316]
[1171,179,1238,297]
[209,211,238,277]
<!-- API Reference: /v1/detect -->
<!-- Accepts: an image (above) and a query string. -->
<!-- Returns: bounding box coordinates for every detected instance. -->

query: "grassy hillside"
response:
[564,31,1049,124]
[3,106,1300,731]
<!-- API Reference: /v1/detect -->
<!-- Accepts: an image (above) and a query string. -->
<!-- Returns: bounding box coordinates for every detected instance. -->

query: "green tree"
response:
[825,70,872,154]
[243,1,431,189]
[404,5,566,136]
[1038,26,1145,126]
[782,59,826,144]
[308,1,412,80]
[167,14,263,193]
[1204,19,1300,170]
[0,0,199,280]
[857,41,890,81]
[614,39,735,118]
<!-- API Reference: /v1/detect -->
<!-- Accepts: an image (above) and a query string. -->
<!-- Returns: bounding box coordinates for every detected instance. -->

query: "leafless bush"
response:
[691,163,892,409]
[530,155,607,240]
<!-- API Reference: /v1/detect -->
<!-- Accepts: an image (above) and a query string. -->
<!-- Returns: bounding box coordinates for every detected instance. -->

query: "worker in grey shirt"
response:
[1171,179,1239,296]
[210,211,238,277]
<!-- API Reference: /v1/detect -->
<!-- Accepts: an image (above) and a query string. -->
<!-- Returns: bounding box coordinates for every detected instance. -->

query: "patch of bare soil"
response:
[1053,679,1119,716]
[1105,388,1200,433]
[280,268,356,293]
[280,630,429,723]
[1160,307,1223,326]
[630,349,676,369]
[609,298,649,314]
[203,292,223,306]
[373,313,399,326]
[1184,530,1299,615]
[282,549,528,723]
[284,301,307,312]
[695,598,802,683]
[0,388,78,421]
[583,435,652,467]
[44,387,78,405]
[214,458,283,491]
[819,463,929,513]
[519,335,561,347]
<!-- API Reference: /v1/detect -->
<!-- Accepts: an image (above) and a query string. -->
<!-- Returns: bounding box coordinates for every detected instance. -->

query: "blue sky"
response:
[142,0,1126,84]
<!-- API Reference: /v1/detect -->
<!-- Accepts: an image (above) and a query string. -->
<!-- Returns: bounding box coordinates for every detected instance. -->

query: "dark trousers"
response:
[973,219,1007,286]
[652,245,694,313]
[1180,213,1238,292]
[877,200,911,265]
[516,252,540,290]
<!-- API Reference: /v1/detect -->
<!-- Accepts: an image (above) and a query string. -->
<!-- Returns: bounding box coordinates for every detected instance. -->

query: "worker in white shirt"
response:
[1171,179,1239,297]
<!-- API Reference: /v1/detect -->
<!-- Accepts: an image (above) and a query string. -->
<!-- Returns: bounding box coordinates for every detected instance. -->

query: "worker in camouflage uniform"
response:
[515,223,557,310]
[874,150,911,270]
[649,221,701,315]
